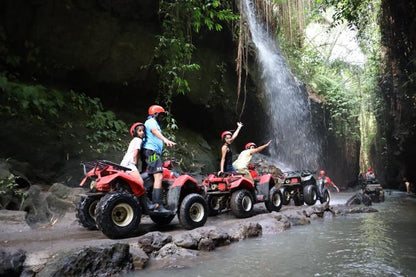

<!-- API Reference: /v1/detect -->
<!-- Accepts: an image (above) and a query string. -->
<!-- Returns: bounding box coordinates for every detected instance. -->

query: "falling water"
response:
[242,0,321,170]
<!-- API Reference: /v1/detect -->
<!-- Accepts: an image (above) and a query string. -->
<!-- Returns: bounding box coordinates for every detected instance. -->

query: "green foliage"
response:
[318,0,373,30]
[149,0,238,140]
[85,110,127,153]
[0,174,28,209]
[0,75,127,153]
[0,75,65,118]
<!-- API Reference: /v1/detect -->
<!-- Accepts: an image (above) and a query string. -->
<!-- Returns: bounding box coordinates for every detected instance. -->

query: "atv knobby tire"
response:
[95,193,141,239]
[320,190,330,204]
[303,184,318,205]
[230,189,254,218]
[265,186,283,212]
[76,195,101,230]
[281,188,291,205]
[178,193,208,229]
[293,192,304,206]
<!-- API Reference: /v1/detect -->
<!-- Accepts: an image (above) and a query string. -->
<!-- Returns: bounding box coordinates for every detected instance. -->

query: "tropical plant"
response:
[149,0,238,157]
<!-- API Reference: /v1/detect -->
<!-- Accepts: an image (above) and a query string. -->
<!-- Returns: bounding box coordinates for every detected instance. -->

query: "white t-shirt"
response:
[120,137,142,171]
[232,149,252,171]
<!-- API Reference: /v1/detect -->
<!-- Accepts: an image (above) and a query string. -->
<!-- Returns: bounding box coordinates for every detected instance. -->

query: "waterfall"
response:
[242,0,321,170]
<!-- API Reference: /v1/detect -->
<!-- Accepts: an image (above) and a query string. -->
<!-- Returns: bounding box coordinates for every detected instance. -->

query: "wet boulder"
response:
[253,213,291,234]
[36,243,133,276]
[173,226,231,250]
[20,185,54,226]
[230,222,262,241]
[194,226,231,247]
[129,244,150,269]
[46,183,83,215]
[152,243,199,269]
[198,238,216,251]
[136,231,172,254]
[345,206,378,214]
[346,192,372,206]
[0,248,26,277]
[302,202,330,217]
[330,204,378,215]
[173,232,200,249]
[0,210,30,233]
[283,210,311,226]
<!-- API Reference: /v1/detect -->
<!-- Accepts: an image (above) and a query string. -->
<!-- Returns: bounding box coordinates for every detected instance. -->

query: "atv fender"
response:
[229,177,255,191]
[98,173,145,196]
[257,174,275,201]
[171,175,199,189]
[167,176,201,212]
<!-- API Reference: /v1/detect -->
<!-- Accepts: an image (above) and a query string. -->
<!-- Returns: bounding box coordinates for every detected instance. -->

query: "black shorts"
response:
[143,149,163,174]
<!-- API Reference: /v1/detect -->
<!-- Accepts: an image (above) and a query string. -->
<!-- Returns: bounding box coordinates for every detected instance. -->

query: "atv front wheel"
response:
[303,185,317,205]
[281,188,291,205]
[230,189,254,218]
[76,195,101,230]
[95,193,141,239]
[179,193,208,229]
[265,187,283,212]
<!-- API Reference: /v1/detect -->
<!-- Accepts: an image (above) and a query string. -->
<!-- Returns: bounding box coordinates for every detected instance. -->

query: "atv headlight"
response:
[211,184,218,190]
[285,179,290,184]
[90,180,96,190]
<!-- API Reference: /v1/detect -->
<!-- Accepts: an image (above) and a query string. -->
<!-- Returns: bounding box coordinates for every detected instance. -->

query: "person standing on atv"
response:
[232,140,272,180]
[318,170,340,192]
[143,105,176,212]
[219,122,243,174]
[120,122,145,185]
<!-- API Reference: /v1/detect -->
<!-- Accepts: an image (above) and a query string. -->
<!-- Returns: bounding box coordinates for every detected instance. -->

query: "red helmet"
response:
[148,105,165,115]
[319,170,325,176]
[245,142,257,150]
[221,131,232,140]
[129,122,144,137]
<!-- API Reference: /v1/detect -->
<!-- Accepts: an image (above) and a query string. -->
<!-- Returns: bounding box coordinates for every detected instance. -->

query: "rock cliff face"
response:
[0,0,270,182]
[377,0,416,185]
[0,0,366,186]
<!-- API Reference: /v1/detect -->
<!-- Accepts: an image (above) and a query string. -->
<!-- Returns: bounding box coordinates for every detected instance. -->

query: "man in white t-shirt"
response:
[233,140,272,180]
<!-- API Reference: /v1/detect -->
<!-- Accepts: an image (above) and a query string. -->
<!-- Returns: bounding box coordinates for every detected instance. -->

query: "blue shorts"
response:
[225,164,236,173]
[143,149,163,174]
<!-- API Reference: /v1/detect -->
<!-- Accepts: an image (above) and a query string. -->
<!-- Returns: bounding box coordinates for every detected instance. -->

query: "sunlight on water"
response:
[135,192,416,277]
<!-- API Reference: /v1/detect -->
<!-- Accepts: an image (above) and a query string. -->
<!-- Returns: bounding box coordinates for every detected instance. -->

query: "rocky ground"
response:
[0,186,378,276]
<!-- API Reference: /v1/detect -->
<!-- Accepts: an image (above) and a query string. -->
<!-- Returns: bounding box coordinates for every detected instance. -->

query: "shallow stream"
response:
[138,191,416,276]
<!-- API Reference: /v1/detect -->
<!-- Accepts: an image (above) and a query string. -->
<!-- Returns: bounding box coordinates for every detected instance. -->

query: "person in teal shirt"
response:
[143,105,176,212]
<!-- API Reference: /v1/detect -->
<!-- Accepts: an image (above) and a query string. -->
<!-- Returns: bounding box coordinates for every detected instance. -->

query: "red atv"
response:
[76,160,207,239]
[202,172,282,218]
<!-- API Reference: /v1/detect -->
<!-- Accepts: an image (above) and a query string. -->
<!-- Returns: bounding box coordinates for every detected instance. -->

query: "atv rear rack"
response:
[81,160,131,175]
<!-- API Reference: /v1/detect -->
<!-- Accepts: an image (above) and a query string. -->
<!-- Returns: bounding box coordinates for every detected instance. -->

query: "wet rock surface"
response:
[0,248,26,277]
[34,243,134,277]
[0,191,379,274]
